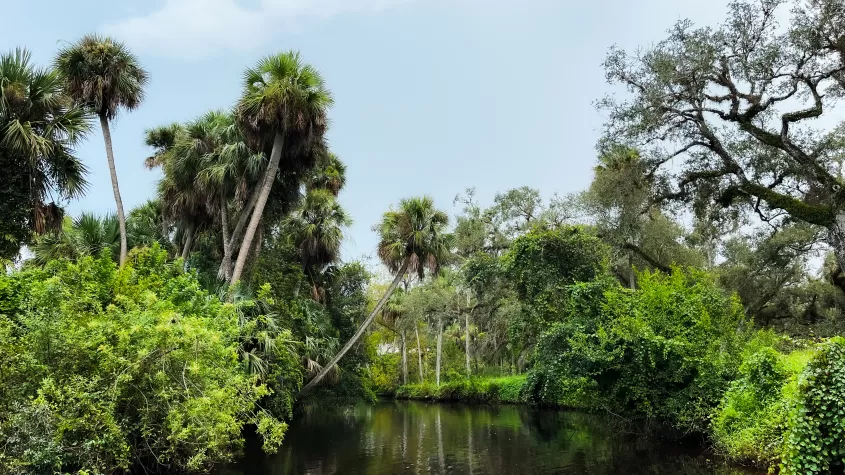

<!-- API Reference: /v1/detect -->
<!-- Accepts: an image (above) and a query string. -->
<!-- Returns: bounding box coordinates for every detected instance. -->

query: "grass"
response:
[395,375,527,404]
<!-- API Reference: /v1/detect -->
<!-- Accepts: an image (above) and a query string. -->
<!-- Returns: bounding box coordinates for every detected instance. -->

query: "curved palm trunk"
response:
[99,115,127,266]
[436,316,443,387]
[230,131,284,285]
[221,186,260,281]
[300,257,410,396]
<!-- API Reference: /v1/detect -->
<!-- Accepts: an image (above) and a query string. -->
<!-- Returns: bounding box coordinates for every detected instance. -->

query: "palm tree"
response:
[283,188,351,301]
[230,51,333,285]
[194,110,264,281]
[306,152,347,197]
[55,34,149,266]
[0,48,91,259]
[300,196,452,395]
[32,212,119,264]
[127,199,174,253]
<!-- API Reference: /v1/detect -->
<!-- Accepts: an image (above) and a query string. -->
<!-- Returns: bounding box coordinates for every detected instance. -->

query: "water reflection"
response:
[219,400,761,475]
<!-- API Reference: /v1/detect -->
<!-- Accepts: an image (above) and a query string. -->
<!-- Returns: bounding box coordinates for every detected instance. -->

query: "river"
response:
[219,400,762,475]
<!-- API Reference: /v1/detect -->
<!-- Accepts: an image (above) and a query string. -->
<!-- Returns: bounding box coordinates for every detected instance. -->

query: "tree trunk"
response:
[415,325,424,383]
[628,251,636,289]
[181,223,195,264]
[401,330,408,385]
[230,131,284,284]
[99,115,128,266]
[829,214,845,286]
[222,186,260,282]
[300,257,410,396]
[218,193,230,280]
[465,309,472,379]
[436,316,443,387]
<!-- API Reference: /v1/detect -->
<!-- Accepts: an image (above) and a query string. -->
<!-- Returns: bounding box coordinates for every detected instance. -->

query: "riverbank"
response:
[394,375,527,404]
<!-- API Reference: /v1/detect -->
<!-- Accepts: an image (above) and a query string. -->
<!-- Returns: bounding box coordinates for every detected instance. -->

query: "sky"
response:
[2,0,732,266]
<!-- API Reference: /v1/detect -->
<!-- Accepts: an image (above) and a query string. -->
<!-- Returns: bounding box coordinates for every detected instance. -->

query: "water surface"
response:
[220,400,760,475]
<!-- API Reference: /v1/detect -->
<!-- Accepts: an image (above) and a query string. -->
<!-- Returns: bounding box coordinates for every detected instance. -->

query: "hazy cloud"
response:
[103,0,414,59]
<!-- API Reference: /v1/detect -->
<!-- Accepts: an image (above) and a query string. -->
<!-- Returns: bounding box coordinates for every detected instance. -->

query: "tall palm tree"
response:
[55,34,149,266]
[300,196,452,395]
[0,48,91,259]
[153,129,211,263]
[194,110,264,281]
[284,188,351,300]
[231,51,333,285]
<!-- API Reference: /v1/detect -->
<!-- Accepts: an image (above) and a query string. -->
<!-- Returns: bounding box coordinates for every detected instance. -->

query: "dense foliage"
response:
[7,1,845,473]
[782,337,845,474]
[0,247,292,473]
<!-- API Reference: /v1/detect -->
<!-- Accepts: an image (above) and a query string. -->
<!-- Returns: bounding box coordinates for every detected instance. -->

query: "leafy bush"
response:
[782,337,845,474]
[712,346,811,467]
[0,247,293,474]
[527,269,749,433]
[502,226,609,353]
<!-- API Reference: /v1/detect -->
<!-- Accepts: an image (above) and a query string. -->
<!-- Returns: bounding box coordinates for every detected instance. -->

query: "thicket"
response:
[0,246,296,474]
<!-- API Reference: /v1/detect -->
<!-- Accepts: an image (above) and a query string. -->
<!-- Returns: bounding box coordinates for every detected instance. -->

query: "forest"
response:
[2,0,845,474]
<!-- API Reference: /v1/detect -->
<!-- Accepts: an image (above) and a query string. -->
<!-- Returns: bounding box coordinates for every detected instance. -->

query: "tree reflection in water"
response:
[219,400,762,475]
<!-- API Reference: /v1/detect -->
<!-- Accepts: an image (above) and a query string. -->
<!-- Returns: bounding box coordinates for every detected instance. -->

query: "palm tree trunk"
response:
[181,223,195,264]
[222,185,260,281]
[401,330,408,385]
[300,257,410,396]
[436,316,443,387]
[218,193,230,280]
[415,325,424,383]
[99,115,128,266]
[230,131,284,284]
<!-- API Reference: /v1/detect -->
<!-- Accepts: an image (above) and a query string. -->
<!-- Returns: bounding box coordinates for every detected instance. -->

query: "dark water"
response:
[219,400,761,475]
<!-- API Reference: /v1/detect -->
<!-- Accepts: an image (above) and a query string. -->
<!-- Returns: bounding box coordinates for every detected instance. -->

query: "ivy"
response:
[782,337,845,474]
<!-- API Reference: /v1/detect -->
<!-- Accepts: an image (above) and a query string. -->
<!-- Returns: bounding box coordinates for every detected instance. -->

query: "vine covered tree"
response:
[600,0,845,277]
[55,35,149,266]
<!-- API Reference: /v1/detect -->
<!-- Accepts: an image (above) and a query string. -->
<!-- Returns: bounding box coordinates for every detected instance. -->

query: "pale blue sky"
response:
[3,0,730,263]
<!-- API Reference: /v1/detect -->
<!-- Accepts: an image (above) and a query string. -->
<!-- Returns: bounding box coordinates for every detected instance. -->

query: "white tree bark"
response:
[99,115,128,266]
[436,316,443,387]
[401,330,408,385]
[415,325,424,383]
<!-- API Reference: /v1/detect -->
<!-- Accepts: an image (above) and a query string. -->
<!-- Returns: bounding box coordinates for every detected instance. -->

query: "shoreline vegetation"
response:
[4,1,845,473]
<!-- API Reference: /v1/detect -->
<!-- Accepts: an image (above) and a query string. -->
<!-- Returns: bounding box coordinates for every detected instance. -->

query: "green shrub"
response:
[0,247,291,474]
[782,337,845,474]
[527,269,749,433]
[712,346,811,467]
